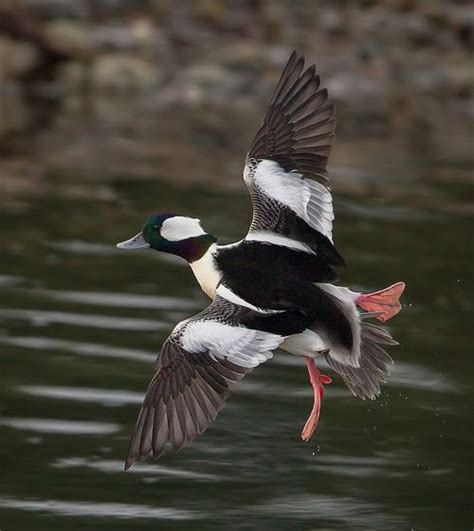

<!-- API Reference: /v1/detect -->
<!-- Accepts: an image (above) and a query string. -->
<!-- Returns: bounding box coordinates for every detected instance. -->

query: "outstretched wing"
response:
[125,295,289,469]
[243,51,343,270]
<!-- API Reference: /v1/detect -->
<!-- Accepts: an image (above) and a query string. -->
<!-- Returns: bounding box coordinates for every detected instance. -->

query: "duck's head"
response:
[117,213,217,262]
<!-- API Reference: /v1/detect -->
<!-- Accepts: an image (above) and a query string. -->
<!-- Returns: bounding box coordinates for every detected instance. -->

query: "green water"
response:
[0,149,472,530]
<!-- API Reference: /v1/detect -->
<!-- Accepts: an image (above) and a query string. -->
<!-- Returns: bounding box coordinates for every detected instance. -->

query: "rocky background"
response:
[0,0,472,200]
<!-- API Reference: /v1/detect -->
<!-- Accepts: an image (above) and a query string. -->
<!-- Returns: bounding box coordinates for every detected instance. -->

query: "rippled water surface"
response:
[0,145,472,531]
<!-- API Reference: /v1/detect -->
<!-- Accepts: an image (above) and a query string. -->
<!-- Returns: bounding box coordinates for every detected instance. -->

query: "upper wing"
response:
[125,295,288,469]
[243,51,343,268]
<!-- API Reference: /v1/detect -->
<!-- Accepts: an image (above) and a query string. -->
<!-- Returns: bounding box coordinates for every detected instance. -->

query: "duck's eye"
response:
[153,224,160,232]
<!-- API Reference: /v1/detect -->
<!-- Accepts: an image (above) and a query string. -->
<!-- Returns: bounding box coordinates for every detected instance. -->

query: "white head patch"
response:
[160,216,206,242]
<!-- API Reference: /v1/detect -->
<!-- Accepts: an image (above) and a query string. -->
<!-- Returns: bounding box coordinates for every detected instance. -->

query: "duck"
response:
[117,51,405,470]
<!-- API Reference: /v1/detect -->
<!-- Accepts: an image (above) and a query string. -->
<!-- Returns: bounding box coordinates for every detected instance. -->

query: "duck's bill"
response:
[116,232,150,250]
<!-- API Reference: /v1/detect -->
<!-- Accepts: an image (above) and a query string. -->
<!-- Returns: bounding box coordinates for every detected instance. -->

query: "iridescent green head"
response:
[117,213,217,262]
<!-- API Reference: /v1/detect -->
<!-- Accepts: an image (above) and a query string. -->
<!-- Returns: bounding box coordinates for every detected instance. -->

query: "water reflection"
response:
[250,494,404,528]
[0,308,168,331]
[18,386,144,406]
[25,289,200,310]
[389,363,456,392]
[53,458,219,480]
[0,418,119,434]
[0,336,155,363]
[0,497,200,520]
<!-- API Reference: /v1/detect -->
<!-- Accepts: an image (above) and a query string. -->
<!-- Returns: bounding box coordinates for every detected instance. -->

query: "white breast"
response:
[189,244,222,299]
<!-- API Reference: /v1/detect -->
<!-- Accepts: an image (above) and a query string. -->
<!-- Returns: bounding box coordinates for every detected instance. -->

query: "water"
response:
[0,142,472,531]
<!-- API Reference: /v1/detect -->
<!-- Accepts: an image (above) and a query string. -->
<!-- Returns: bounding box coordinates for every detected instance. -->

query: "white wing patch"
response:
[245,231,314,253]
[252,159,334,241]
[216,284,284,314]
[179,320,284,368]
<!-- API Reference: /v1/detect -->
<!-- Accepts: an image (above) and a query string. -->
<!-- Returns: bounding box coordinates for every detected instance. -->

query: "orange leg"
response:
[356,281,406,322]
[301,357,332,441]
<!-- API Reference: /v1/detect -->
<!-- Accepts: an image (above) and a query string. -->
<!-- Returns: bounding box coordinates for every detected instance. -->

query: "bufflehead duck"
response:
[118,52,405,469]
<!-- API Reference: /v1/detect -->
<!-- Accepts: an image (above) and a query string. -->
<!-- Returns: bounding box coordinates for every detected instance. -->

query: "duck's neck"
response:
[163,234,217,263]
[189,243,222,300]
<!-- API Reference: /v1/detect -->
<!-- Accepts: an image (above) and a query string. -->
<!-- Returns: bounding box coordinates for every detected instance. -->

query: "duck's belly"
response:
[281,329,328,358]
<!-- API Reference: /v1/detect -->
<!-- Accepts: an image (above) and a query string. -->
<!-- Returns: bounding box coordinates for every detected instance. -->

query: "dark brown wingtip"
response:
[295,53,305,68]
[288,49,299,64]
[124,456,134,471]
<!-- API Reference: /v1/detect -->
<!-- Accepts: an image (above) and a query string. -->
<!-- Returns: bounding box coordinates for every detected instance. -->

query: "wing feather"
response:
[124,295,286,468]
[243,51,342,266]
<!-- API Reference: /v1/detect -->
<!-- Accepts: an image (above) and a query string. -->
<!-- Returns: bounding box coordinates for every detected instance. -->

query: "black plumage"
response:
[217,240,339,285]
[248,51,335,183]
[216,243,355,350]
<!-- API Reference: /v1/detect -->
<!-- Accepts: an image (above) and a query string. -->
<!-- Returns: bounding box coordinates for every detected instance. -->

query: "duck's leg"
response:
[356,281,405,322]
[301,357,332,441]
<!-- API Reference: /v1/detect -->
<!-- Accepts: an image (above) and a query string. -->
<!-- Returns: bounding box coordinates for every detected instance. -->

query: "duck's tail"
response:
[325,316,398,400]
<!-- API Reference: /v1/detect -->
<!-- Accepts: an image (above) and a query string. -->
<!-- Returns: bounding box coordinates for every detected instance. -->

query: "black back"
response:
[216,241,353,350]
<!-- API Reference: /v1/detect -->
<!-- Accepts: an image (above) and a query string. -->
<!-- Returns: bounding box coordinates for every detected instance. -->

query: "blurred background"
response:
[0,1,472,530]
